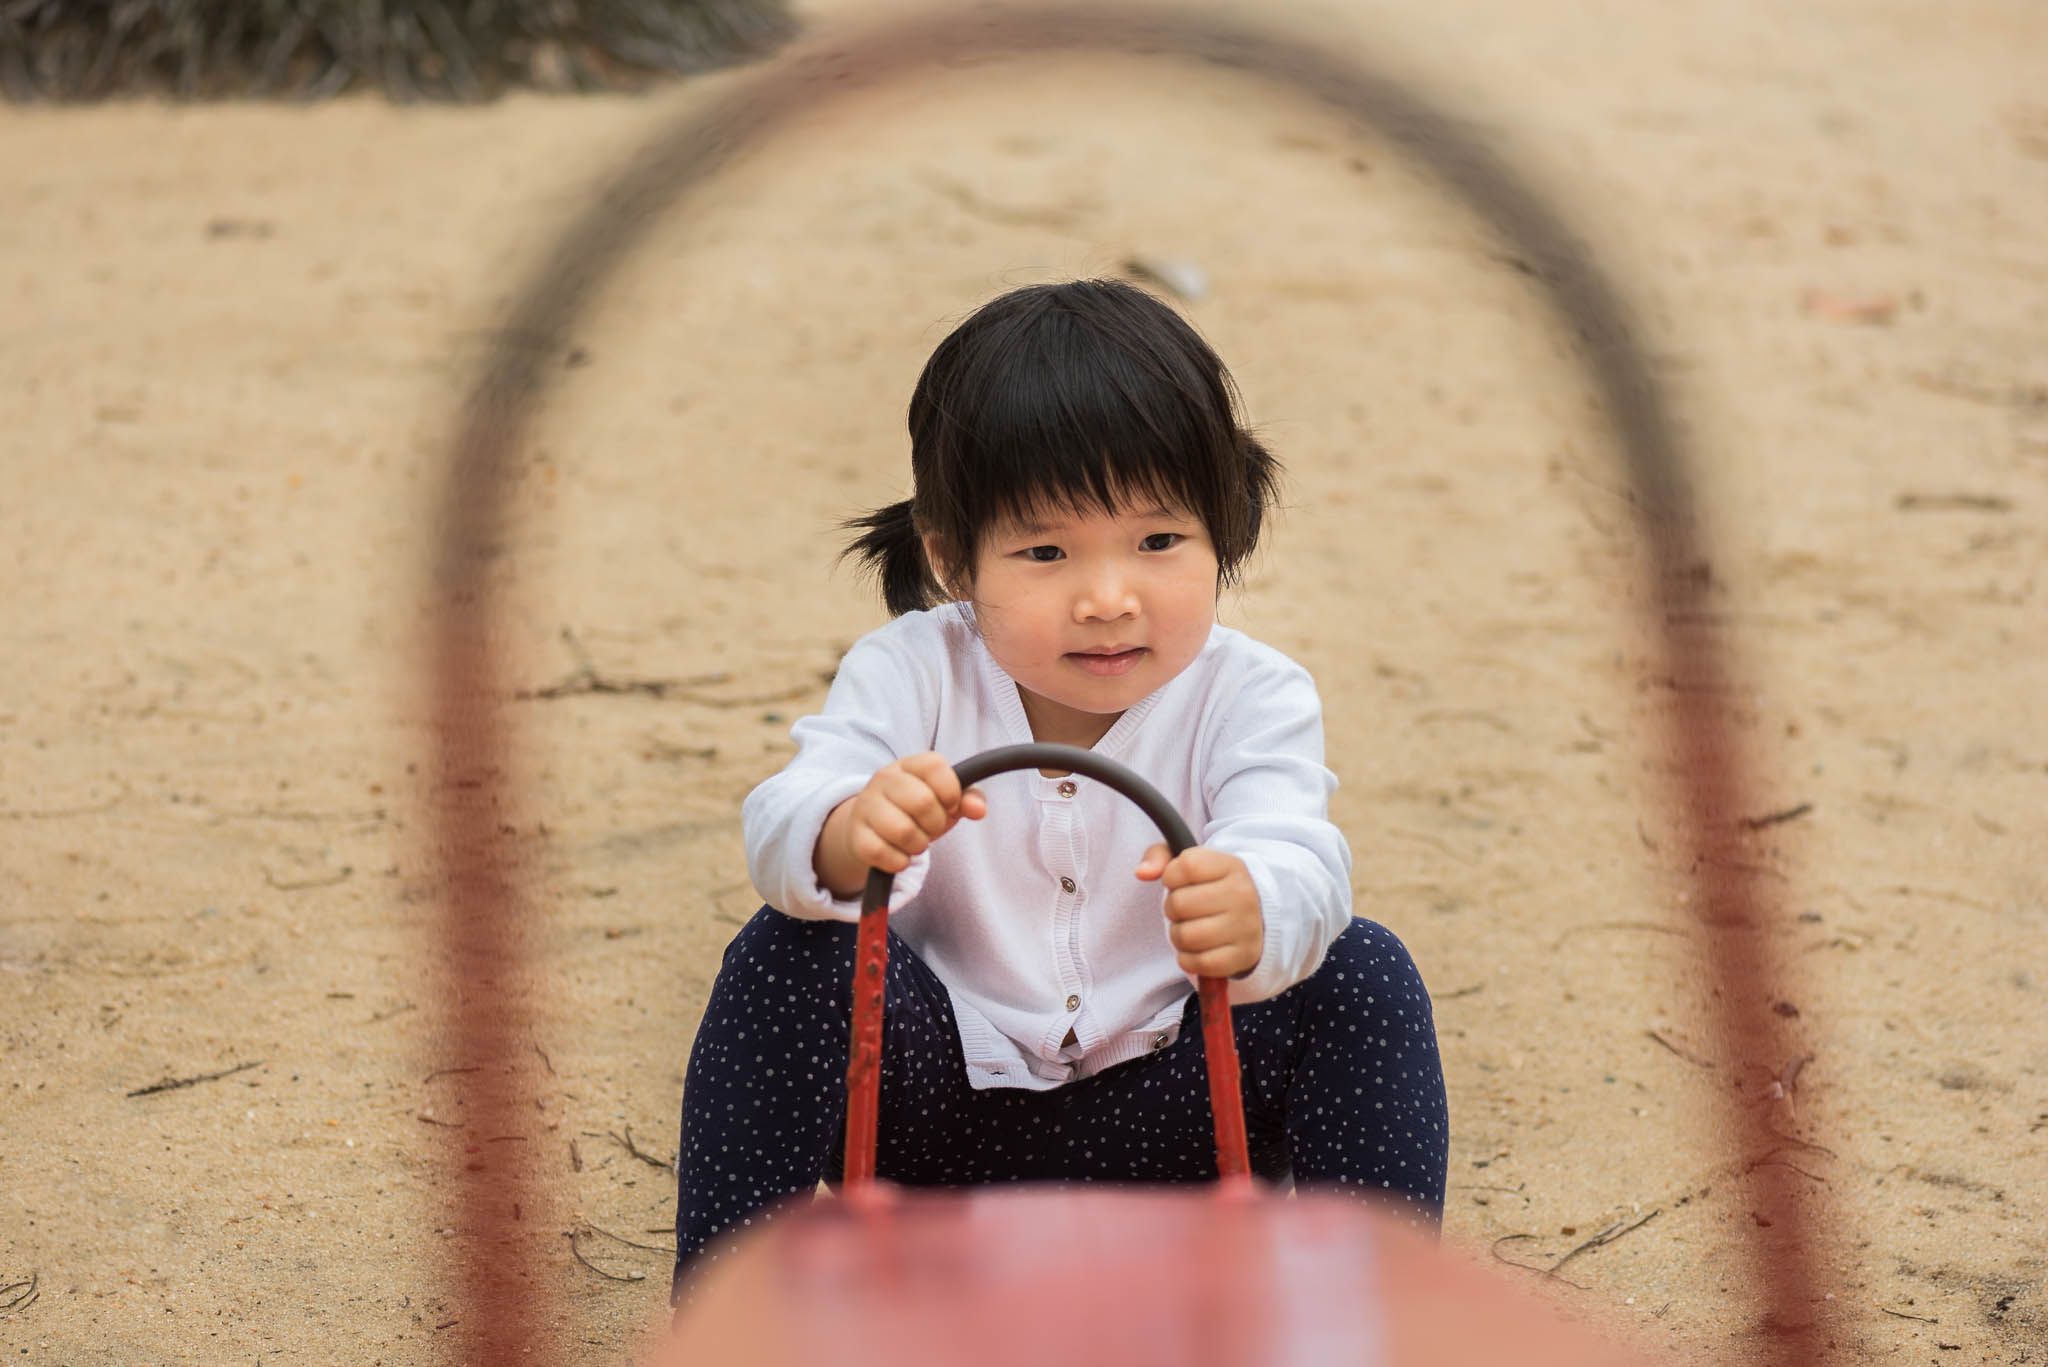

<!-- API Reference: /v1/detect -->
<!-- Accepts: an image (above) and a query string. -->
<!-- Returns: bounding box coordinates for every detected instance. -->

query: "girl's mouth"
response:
[1068,647,1146,677]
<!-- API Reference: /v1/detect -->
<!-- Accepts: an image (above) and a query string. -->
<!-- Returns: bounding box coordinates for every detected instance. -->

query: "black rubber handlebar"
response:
[844,742,1250,1185]
[860,742,1194,913]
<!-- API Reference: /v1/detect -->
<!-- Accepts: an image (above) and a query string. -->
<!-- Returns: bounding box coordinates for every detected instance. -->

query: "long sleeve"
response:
[741,623,940,920]
[1194,650,1352,1004]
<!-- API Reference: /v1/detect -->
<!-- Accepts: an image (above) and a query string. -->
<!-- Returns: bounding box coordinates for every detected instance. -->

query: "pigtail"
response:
[838,498,947,617]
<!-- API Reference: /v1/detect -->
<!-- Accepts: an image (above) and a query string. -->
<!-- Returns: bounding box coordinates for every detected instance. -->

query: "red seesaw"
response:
[659,744,1659,1367]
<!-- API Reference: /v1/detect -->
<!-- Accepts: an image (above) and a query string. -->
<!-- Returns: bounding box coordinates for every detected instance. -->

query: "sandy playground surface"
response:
[3,0,2045,1362]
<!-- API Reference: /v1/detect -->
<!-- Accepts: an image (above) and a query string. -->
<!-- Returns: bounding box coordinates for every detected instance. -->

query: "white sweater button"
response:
[1059,876,1076,894]
[1056,780,1077,798]
[1065,994,1080,1012]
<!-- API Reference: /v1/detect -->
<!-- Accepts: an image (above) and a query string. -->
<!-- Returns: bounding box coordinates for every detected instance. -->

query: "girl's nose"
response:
[1075,566,1139,620]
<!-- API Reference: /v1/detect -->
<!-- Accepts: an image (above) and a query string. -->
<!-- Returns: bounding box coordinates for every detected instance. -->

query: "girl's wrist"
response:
[813,798,864,899]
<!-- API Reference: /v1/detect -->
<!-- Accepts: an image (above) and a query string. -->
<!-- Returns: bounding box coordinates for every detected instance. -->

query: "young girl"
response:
[672,279,1448,1300]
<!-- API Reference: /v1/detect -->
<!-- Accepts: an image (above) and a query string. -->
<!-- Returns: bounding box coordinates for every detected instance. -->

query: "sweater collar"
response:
[964,604,1169,760]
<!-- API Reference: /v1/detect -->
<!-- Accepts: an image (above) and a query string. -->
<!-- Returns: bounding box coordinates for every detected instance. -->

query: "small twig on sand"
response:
[1741,802,1813,831]
[522,669,820,707]
[1490,1233,1543,1271]
[610,1125,672,1171]
[1646,1029,1714,1068]
[1488,1235,1588,1290]
[533,1042,557,1076]
[1879,1306,1938,1324]
[1762,1126,1837,1158]
[1746,1158,1829,1184]
[1436,983,1485,1001]
[581,1222,675,1254]
[1546,1209,1660,1279]
[566,1228,646,1282]
[519,629,824,707]
[520,664,692,702]
[1895,492,2012,514]
[424,1065,481,1083]
[0,1271,38,1315]
[1691,852,1790,883]
[127,1059,263,1097]
[261,864,353,891]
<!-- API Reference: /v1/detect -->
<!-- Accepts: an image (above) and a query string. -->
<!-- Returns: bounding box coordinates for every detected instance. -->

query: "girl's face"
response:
[937,499,1220,748]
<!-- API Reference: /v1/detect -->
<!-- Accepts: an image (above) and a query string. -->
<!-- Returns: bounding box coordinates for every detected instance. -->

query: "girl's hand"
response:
[1135,845,1263,980]
[814,752,986,898]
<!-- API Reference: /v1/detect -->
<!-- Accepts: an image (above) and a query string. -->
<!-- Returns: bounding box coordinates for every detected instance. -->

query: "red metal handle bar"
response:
[842,743,1251,1190]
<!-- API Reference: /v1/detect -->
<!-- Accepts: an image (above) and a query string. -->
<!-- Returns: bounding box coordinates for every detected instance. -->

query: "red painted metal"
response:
[660,1188,1659,1367]
[840,744,1254,1189]
[841,891,891,1186]
[1198,977,1250,1180]
[432,433,546,1367]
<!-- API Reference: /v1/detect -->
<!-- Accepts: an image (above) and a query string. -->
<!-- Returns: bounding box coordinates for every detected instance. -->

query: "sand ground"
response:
[3,0,2045,1363]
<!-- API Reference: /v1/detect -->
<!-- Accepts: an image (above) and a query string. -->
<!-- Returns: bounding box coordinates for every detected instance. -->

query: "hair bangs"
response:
[962,310,1210,535]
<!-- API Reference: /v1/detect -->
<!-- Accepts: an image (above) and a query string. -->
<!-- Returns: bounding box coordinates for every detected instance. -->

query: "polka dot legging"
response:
[672,908,1449,1301]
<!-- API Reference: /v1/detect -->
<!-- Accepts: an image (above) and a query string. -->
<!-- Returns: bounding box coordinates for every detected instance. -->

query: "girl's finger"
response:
[870,806,929,856]
[1159,846,1228,889]
[1162,882,1230,921]
[879,770,950,837]
[1176,946,1248,979]
[1133,842,1170,880]
[902,751,963,809]
[958,786,987,820]
[1167,915,1228,955]
[850,828,909,873]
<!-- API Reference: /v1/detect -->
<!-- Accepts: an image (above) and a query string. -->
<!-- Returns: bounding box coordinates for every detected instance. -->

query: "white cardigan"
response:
[743,602,1353,1092]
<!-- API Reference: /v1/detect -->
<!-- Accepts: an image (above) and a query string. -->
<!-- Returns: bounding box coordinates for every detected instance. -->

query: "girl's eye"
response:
[1024,545,1064,563]
[1140,533,1182,552]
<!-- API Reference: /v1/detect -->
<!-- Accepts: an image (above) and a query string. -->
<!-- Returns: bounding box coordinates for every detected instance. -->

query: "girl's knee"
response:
[726,904,852,958]
[714,906,857,1001]
[1299,919,1443,1059]
[1318,918,1429,999]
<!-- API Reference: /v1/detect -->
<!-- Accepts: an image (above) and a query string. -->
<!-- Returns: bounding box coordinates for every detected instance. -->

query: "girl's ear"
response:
[920,532,965,601]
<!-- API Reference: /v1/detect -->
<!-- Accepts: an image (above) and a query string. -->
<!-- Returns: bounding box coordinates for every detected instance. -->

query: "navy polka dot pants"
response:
[672,908,1449,1301]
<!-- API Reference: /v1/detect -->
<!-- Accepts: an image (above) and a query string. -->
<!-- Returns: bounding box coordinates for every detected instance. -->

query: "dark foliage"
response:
[0,0,796,101]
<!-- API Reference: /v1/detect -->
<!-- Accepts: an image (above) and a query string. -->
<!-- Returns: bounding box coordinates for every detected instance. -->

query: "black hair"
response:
[841,278,1281,616]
